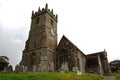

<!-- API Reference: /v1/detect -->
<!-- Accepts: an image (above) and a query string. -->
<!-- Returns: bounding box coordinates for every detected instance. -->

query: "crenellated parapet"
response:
[31,3,58,22]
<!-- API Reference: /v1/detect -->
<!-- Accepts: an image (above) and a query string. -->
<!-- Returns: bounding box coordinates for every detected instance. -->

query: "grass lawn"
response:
[112,73,120,80]
[0,72,104,80]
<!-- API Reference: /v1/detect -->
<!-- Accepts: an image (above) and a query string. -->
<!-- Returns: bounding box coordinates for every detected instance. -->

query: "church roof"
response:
[87,50,107,59]
[57,35,86,57]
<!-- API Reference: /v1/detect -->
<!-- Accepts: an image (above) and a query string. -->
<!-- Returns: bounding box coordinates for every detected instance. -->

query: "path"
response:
[104,76,116,80]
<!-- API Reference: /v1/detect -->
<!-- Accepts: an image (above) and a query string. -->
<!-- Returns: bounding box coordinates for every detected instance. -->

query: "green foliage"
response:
[0,56,9,71]
[112,73,120,80]
[109,60,120,72]
[0,72,104,80]
[116,74,120,80]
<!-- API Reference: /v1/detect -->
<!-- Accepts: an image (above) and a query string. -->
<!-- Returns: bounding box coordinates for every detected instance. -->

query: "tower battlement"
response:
[31,4,58,22]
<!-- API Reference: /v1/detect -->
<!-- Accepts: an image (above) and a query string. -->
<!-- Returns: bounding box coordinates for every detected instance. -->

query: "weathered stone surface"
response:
[19,4,57,72]
[15,65,23,73]
[49,62,54,71]
[17,4,111,75]
[56,36,86,72]
[37,64,41,71]
[24,66,28,72]
[60,62,68,72]
[77,70,82,75]
[85,50,111,75]
[3,65,13,72]
[40,61,49,72]
[72,67,78,72]
[32,65,37,72]
[15,65,27,73]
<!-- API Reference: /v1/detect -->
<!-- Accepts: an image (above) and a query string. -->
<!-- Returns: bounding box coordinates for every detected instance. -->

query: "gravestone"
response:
[60,62,68,72]
[49,62,54,71]
[32,65,37,72]
[15,65,27,73]
[37,64,41,71]
[77,70,82,75]
[72,67,78,72]
[3,65,13,72]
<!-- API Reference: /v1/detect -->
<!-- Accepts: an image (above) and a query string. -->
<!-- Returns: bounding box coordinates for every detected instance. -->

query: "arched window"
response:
[59,49,68,67]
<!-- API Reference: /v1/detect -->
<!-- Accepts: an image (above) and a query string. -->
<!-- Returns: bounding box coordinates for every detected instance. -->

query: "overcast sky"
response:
[0,0,120,68]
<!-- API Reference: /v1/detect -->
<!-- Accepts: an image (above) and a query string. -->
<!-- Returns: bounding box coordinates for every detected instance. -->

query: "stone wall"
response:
[19,4,57,72]
[56,36,86,72]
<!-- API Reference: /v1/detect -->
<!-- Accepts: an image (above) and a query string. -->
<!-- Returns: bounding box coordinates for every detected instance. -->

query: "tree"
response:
[109,60,120,73]
[0,56,9,71]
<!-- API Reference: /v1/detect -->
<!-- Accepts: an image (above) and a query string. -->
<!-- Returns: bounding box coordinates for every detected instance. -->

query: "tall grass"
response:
[0,72,104,80]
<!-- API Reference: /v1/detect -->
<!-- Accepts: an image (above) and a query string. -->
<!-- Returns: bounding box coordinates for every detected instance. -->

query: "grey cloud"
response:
[0,25,28,68]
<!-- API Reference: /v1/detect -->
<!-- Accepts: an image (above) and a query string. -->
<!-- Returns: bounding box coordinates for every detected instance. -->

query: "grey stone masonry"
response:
[17,3,111,75]
[20,3,57,72]
[3,65,13,72]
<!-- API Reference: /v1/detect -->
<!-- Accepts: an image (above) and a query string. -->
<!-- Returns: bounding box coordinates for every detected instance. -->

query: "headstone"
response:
[32,65,37,72]
[3,65,13,72]
[40,61,48,72]
[60,63,65,72]
[77,70,82,75]
[72,67,78,72]
[37,64,41,71]
[49,62,54,71]
[60,70,64,73]
[59,62,68,72]
[15,65,25,73]
[64,62,68,71]
[23,66,27,72]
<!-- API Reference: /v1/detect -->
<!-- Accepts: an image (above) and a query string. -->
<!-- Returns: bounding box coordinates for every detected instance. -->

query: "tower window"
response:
[51,19,54,25]
[36,17,39,24]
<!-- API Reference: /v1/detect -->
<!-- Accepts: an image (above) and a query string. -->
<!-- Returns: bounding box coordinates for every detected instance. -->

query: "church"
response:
[19,4,111,75]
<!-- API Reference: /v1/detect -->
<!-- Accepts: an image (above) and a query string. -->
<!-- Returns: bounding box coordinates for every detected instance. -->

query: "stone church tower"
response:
[17,4,111,74]
[20,4,58,71]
